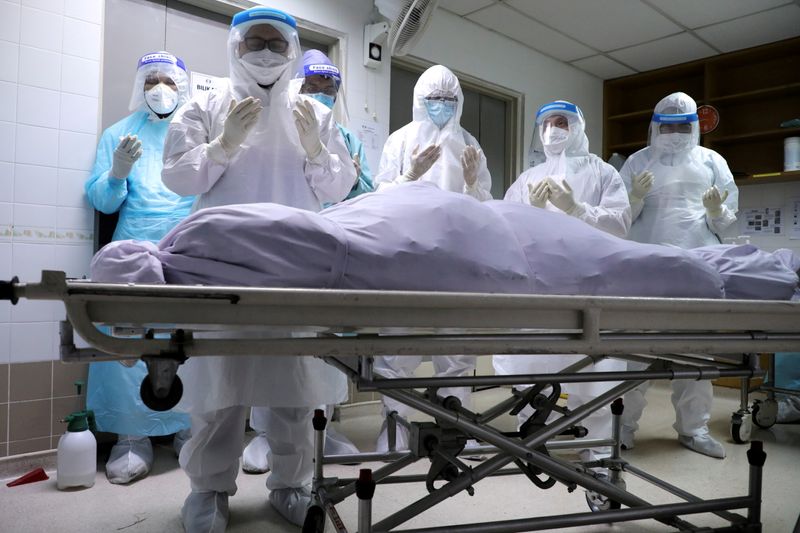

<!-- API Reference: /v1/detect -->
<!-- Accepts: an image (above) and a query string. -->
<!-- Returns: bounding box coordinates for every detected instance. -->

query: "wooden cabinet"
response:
[603,37,800,186]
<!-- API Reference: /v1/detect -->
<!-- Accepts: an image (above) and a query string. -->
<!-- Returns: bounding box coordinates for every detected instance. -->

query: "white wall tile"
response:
[13,202,56,230]
[0,121,16,162]
[15,124,58,167]
[20,0,63,14]
[10,298,59,322]
[62,17,100,61]
[11,242,55,281]
[59,93,97,134]
[60,55,99,98]
[0,324,10,364]
[19,5,63,52]
[0,1,21,42]
[0,242,12,323]
[0,41,19,83]
[54,243,92,278]
[0,201,12,225]
[18,45,61,90]
[0,81,16,122]
[16,84,60,128]
[10,321,57,363]
[14,163,57,205]
[58,130,95,171]
[0,161,13,202]
[57,168,89,208]
[56,206,92,231]
[64,0,101,25]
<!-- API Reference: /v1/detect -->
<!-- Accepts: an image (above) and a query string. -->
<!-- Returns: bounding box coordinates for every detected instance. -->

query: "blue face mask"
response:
[308,93,335,109]
[424,100,456,128]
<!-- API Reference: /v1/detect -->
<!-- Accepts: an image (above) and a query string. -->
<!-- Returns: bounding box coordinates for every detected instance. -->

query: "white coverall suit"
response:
[619,92,738,458]
[493,100,632,462]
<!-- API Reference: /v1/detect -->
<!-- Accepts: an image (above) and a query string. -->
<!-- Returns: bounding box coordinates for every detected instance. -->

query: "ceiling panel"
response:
[506,0,681,51]
[570,55,636,80]
[644,0,790,29]
[609,32,716,71]
[695,4,800,52]
[467,3,594,61]
[438,0,496,17]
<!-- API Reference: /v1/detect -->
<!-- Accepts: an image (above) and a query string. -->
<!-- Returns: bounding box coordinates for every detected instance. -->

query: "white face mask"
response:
[655,132,693,154]
[541,125,570,153]
[144,84,178,115]
[240,50,289,86]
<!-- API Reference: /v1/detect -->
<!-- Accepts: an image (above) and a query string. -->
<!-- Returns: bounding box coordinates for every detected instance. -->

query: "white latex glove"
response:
[527,180,550,208]
[293,99,324,159]
[630,170,654,201]
[702,185,729,218]
[546,177,577,214]
[403,144,441,181]
[218,97,262,155]
[461,145,481,187]
[110,134,142,179]
[352,155,362,178]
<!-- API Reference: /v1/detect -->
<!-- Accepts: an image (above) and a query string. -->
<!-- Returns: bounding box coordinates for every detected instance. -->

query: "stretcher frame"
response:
[4,270,800,533]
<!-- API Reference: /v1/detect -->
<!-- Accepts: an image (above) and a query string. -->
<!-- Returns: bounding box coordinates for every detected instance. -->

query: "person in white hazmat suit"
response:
[618,92,739,459]
[372,64,492,453]
[161,7,357,531]
[493,100,631,467]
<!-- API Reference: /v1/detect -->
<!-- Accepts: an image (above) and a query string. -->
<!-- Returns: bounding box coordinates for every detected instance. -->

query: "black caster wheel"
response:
[752,399,778,429]
[140,374,183,411]
[730,411,752,444]
[302,504,326,533]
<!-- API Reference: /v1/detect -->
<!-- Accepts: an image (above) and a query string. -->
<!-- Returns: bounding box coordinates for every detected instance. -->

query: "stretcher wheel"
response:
[140,374,183,412]
[301,505,325,533]
[586,475,624,512]
[730,412,752,444]
[752,399,778,429]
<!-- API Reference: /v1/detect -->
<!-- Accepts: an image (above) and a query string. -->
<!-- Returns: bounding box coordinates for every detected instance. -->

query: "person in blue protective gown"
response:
[84,51,194,484]
[241,49,370,475]
[619,92,739,459]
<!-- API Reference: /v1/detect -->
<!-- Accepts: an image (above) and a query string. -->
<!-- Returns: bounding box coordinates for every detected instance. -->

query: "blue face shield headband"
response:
[536,101,581,125]
[652,112,698,124]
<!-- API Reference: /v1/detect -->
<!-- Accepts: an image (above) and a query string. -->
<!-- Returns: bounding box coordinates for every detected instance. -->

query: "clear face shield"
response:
[229,10,300,89]
[297,64,349,123]
[128,52,190,115]
[648,112,700,155]
[535,101,586,157]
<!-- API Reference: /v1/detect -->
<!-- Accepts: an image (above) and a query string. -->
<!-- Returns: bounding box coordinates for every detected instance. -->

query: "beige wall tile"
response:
[0,364,8,403]
[8,399,50,441]
[51,395,84,436]
[0,442,6,457]
[9,436,52,455]
[0,403,7,448]
[52,361,88,398]
[9,361,52,402]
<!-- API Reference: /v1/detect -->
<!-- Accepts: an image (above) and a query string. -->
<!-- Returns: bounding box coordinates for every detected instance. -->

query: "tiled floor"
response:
[2,382,799,533]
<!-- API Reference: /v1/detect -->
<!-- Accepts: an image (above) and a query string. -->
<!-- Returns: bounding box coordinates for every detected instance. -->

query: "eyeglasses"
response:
[659,123,693,134]
[243,36,289,54]
[144,74,177,90]
[425,96,457,103]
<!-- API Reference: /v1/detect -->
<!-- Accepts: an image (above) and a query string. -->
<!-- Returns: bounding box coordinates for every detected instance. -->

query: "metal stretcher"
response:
[3,270,800,533]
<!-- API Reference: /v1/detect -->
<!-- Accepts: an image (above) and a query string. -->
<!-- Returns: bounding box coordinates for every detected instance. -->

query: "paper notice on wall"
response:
[353,119,380,151]
[791,197,800,240]
[191,71,225,96]
[742,207,784,236]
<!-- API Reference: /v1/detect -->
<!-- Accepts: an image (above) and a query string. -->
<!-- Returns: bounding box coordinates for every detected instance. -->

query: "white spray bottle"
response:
[56,381,96,490]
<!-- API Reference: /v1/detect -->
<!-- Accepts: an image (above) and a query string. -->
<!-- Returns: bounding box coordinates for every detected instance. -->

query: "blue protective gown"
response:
[85,110,193,436]
[337,123,373,200]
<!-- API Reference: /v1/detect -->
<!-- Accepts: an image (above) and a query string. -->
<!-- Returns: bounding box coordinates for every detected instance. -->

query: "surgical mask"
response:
[424,100,456,129]
[308,93,335,109]
[655,132,693,154]
[239,50,289,86]
[541,125,569,153]
[144,84,178,115]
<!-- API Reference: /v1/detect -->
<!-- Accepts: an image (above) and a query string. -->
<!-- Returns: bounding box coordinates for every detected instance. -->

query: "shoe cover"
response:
[173,428,191,457]
[242,432,270,474]
[269,486,312,526]
[324,426,360,456]
[777,396,800,423]
[105,435,153,484]
[620,427,635,450]
[181,491,229,533]
[375,417,410,453]
[678,433,726,459]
